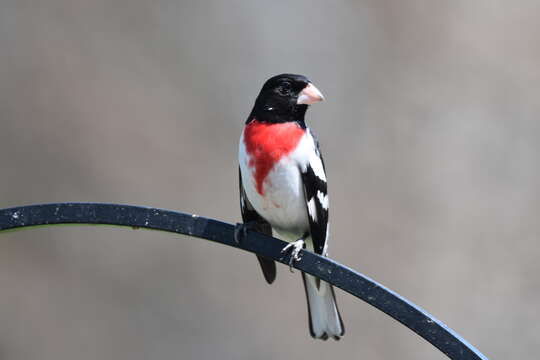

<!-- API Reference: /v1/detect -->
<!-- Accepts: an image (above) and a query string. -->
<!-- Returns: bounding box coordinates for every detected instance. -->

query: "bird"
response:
[236,73,344,340]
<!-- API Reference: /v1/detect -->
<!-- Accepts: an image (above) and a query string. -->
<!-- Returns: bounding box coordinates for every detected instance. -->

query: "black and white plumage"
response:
[237,74,344,340]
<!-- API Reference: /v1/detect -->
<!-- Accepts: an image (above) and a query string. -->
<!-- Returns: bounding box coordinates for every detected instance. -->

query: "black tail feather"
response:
[256,255,276,284]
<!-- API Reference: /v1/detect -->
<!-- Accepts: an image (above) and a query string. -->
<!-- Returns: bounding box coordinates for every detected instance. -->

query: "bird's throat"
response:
[243,120,304,195]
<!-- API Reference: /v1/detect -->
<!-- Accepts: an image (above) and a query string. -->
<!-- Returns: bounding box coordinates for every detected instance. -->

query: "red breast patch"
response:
[244,120,304,195]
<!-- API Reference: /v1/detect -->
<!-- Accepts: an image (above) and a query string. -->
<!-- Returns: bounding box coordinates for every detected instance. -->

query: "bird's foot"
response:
[234,221,257,244]
[281,239,305,272]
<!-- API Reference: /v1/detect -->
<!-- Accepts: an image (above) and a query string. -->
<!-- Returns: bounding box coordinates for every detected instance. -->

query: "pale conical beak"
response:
[296,83,325,105]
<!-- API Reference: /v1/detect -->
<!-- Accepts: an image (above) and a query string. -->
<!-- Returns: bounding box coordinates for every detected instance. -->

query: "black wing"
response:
[300,134,329,256]
[239,167,276,284]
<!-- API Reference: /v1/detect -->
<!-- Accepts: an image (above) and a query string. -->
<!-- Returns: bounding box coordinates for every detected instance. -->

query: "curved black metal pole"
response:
[0,203,488,360]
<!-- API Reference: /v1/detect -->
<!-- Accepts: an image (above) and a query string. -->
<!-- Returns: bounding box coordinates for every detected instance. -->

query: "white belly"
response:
[239,144,309,238]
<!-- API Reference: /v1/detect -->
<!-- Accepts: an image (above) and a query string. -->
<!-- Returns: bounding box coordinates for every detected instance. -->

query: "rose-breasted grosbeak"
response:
[237,74,344,340]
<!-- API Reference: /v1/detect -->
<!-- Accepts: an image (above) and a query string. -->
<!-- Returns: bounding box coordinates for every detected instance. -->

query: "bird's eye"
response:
[277,82,292,96]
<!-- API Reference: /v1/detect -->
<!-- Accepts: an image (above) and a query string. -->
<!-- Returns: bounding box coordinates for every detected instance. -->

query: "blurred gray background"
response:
[1,1,539,359]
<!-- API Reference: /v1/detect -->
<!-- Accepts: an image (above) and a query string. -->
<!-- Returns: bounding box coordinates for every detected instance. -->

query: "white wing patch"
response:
[307,197,318,221]
[309,152,326,182]
[294,131,327,182]
[317,190,329,210]
[307,130,326,182]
